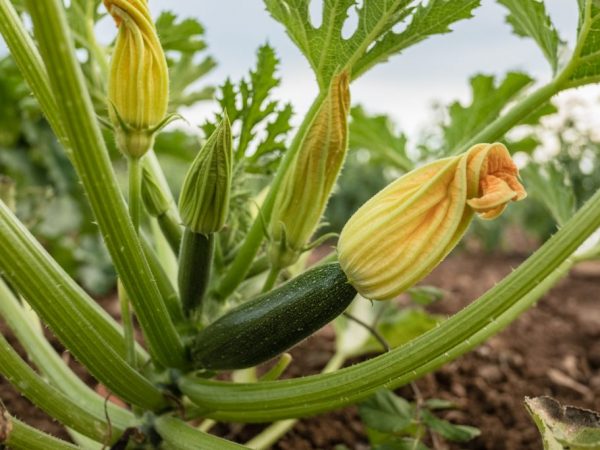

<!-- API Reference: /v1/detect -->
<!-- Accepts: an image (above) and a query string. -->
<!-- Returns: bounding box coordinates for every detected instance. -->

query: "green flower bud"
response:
[104,0,169,158]
[141,165,169,217]
[268,72,350,268]
[178,115,232,234]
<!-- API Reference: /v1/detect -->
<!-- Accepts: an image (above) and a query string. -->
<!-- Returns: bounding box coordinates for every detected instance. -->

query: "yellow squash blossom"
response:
[104,0,169,157]
[338,143,526,300]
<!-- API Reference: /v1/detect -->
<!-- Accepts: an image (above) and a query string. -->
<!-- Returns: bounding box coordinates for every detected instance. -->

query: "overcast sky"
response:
[2,1,597,139]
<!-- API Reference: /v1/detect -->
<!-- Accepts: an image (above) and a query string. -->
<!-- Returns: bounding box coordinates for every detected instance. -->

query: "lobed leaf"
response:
[265,0,480,87]
[567,0,600,87]
[156,11,216,109]
[497,0,562,73]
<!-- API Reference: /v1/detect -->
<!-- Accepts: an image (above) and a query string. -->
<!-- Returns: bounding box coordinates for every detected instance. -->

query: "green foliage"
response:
[568,0,600,86]
[0,56,114,294]
[202,44,293,174]
[359,389,480,449]
[521,161,576,227]
[497,0,562,73]
[443,72,543,153]
[264,0,480,87]
[156,12,217,109]
[350,105,412,171]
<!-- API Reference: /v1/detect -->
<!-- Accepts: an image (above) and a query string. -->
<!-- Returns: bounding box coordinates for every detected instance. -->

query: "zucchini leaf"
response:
[497,0,563,74]
[156,12,217,110]
[264,0,480,87]
[202,44,293,174]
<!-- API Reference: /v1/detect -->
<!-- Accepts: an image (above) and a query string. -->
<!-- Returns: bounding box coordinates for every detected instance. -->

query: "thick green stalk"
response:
[180,186,600,421]
[245,352,346,449]
[154,415,250,450]
[158,208,184,255]
[121,156,143,367]
[24,0,186,368]
[1,416,79,450]
[0,332,121,443]
[0,202,165,410]
[141,236,183,323]
[215,92,327,299]
[0,279,134,430]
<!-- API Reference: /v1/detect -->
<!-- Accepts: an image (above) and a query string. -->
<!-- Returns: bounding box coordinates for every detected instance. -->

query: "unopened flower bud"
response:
[104,0,169,158]
[338,143,526,300]
[179,115,232,234]
[268,72,350,268]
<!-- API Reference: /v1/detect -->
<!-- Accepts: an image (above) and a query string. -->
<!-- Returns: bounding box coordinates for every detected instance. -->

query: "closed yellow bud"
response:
[104,0,169,157]
[338,143,526,300]
[268,72,350,268]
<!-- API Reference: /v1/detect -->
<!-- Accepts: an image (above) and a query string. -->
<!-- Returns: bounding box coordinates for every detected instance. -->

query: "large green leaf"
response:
[444,72,533,152]
[350,105,412,171]
[264,0,480,88]
[568,0,600,86]
[497,0,562,73]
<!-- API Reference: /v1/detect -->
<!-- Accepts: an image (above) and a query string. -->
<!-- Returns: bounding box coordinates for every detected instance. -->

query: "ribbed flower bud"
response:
[268,72,350,268]
[338,143,526,300]
[104,0,169,158]
[178,115,232,234]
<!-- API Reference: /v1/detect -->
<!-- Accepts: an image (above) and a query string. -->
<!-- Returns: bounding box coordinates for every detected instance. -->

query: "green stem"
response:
[179,186,600,421]
[120,156,143,367]
[0,332,122,443]
[1,415,79,450]
[128,156,142,232]
[118,280,137,368]
[179,230,214,316]
[24,0,186,369]
[215,91,327,299]
[0,202,164,410]
[245,352,346,450]
[158,208,184,256]
[154,415,250,450]
[0,279,134,430]
[261,266,280,293]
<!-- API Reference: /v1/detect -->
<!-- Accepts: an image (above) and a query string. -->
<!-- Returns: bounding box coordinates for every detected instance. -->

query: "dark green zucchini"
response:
[190,262,356,370]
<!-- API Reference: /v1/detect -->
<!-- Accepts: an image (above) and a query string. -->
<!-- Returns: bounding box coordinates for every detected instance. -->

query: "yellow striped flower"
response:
[104,0,169,157]
[338,143,526,300]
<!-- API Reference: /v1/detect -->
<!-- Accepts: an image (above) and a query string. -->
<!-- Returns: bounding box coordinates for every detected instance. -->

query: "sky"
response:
[2,1,599,141]
[133,0,590,137]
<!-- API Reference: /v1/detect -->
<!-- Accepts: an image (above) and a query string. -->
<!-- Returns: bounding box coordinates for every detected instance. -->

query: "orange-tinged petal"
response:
[338,142,527,300]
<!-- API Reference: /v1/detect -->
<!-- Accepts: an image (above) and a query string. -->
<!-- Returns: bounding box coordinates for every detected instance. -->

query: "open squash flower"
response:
[104,0,169,158]
[338,143,526,300]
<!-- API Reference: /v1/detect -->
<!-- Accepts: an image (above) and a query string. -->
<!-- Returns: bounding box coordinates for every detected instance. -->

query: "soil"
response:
[1,251,599,449]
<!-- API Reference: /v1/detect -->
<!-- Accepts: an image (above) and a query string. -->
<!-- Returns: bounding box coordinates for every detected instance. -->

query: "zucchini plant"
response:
[0,0,600,449]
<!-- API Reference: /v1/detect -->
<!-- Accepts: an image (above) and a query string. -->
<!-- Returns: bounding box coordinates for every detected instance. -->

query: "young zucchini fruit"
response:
[190,263,356,370]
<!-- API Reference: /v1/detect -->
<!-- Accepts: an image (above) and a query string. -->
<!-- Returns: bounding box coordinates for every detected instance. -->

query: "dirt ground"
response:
[1,251,599,449]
